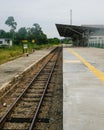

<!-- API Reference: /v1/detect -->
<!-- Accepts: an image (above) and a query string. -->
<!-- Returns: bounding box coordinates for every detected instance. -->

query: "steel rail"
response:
[29,47,61,130]
[0,47,58,129]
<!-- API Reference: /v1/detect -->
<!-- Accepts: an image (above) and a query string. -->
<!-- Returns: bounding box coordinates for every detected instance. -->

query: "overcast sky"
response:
[0,0,104,38]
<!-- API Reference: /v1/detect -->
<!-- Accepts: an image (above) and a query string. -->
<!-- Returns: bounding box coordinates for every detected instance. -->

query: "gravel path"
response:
[0,49,52,88]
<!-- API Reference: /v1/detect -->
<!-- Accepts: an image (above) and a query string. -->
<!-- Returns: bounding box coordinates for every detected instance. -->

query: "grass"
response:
[0,43,60,65]
[0,45,22,64]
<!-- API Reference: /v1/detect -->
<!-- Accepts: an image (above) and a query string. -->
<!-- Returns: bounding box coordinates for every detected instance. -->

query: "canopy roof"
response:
[56,24,103,39]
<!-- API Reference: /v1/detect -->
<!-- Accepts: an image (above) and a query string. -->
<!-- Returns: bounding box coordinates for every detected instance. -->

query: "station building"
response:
[56,24,104,48]
[88,30,104,48]
[0,38,12,47]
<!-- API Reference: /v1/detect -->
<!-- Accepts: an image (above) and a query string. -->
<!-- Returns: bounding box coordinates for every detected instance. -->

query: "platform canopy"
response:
[55,24,103,39]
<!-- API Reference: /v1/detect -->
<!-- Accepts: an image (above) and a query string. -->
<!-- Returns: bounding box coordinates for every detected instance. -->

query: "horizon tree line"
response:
[0,16,60,45]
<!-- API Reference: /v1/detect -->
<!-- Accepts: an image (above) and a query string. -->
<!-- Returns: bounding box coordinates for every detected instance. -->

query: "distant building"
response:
[88,32,104,48]
[82,25,104,47]
[0,38,12,47]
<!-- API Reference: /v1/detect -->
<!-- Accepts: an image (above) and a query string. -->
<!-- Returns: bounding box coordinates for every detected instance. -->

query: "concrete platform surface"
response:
[63,47,104,130]
[0,49,52,88]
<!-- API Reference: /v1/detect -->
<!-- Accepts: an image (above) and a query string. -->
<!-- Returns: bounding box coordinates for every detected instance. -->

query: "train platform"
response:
[0,49,52,89]
[63,47,104,130]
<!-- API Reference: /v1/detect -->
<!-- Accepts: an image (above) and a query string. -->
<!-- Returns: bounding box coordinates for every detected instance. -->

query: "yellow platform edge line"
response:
[69,49,104,82]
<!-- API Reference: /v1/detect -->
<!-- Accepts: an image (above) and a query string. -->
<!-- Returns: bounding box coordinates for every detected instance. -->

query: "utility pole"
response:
[70,9,72,25]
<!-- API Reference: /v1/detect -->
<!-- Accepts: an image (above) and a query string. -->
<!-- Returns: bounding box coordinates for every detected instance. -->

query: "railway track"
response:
[0,47,62,130]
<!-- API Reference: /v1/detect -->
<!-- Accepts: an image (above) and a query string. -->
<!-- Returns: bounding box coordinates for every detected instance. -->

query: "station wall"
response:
[88,36,104,48]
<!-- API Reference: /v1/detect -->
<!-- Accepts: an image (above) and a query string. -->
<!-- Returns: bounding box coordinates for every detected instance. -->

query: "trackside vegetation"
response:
[0,43,60,65]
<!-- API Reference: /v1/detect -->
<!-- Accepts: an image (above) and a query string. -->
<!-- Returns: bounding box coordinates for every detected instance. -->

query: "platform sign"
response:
[23,44,28,49]
[22,40,28,53]
[22,40,28,43]
[32,40,35,43]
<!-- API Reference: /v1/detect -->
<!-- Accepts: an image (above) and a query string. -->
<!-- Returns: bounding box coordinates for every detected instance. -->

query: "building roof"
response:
[82,25,104,28]
[55,24,104,39]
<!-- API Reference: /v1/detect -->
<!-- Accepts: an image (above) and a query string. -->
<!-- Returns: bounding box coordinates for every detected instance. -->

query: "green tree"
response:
[14,27,27,45]
[5,16,17,43]
[5,16,17,31]
[48,38,60,44]
[33,23,43,35]
[0,30,11,39]
[33,23,47,44]
[0,29,6,38]
[27,27,36,40]
[26,24,47,44]
[17,27,27,40]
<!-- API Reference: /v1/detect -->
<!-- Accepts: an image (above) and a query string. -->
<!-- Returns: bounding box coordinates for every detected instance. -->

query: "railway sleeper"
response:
[35,79,49,82]
[33,81,47,84]
[11,110,36,117]
[27,88,44,92]
[37,118,50,123]
[23,94,42,98]
[16,101,36,106]
[22,96,41,100]
[39,73,50,75]
[32,86,47,89]
[25,90,43,94]
[6,117,50,123]
[2,122,29,129]
[6,117,32,123]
